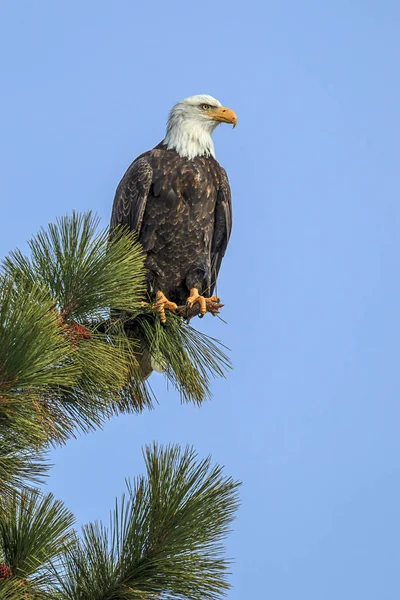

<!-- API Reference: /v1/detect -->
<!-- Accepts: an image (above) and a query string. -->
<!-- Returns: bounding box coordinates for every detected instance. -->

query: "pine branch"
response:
[0,489,75,599]
[123,310,231,404]
[52,444,241,600]
[2,211,231,414]
[0,434,49,500]
[0,446,240,599]
[0,214,151,461]
[0,278,79,398]
[3,212,146,321]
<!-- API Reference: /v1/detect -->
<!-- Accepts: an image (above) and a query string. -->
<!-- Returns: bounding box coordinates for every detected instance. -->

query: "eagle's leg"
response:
[154,290,178,324]
[186,288,220,316]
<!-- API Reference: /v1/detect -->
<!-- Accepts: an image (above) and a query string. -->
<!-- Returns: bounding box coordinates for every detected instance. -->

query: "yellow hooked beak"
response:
[206,106,238,128]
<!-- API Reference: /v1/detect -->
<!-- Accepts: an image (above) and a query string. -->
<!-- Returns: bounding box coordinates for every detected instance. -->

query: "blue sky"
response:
[1,1,400,598]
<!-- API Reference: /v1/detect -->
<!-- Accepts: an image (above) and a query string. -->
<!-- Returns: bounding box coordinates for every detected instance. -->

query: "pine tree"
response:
[0,213,239,599]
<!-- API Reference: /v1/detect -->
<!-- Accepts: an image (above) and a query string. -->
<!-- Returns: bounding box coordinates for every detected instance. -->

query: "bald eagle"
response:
[110,94,236,322]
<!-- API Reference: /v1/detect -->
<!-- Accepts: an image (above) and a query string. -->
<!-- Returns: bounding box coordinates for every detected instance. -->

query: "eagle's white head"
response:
[163,94,237,160]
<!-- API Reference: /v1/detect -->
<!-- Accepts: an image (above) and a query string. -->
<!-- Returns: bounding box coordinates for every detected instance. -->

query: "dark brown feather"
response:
[111,143,232,306]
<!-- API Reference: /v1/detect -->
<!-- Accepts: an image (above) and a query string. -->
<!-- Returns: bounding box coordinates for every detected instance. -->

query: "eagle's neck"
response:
[163,116,216,160]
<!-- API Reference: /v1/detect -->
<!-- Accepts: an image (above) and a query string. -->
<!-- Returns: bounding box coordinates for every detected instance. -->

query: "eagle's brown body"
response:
[111,142,232,307]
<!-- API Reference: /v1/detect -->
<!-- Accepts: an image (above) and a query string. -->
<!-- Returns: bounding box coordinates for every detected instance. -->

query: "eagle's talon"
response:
[186,288,222,317]
[153,291,177,324]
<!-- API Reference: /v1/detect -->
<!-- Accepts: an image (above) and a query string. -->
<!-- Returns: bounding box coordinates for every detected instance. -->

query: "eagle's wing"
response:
[210,167,232,295]
[110,156,153,238]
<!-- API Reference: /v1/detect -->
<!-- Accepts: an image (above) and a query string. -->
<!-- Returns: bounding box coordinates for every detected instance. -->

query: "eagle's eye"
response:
[200,104,212,111]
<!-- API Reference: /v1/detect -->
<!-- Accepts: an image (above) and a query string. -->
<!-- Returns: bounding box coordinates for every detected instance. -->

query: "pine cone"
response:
[0,563,12,579]
[63,321,92,345]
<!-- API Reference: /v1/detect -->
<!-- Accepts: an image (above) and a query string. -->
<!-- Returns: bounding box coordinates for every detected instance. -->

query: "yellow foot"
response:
[154,291,177,324]
[186,288,221,316]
